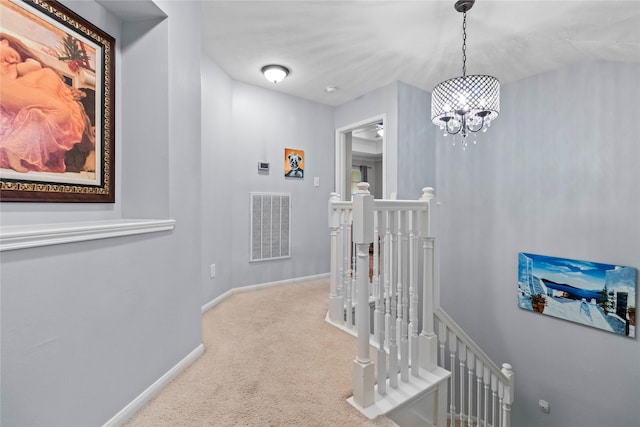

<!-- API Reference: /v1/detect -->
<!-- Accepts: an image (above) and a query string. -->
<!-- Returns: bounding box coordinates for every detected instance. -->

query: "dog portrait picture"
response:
[284,148,304,178]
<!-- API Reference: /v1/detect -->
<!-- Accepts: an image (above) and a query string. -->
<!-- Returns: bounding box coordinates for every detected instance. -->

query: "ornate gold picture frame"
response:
[0,0,115,202]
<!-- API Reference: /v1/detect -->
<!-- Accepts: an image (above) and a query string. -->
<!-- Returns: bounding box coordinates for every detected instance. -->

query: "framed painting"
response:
[0,0,115,202]
[284,148,304,179]
[518,253,637,338]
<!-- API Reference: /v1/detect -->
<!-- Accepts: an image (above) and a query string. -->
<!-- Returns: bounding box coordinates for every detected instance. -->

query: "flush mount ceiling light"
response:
[431,0,500,149]
[261,64,289,84]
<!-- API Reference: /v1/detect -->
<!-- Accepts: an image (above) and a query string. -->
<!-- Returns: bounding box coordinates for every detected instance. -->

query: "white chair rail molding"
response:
[0,219,176,251]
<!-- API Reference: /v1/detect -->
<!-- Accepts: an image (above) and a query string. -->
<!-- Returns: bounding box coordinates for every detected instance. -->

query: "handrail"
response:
[373,199,429,210]
[435,298,514,427]
[434,306,509,384]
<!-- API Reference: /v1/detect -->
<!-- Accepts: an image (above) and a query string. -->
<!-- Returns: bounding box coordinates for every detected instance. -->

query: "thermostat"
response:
[258,162,270,171]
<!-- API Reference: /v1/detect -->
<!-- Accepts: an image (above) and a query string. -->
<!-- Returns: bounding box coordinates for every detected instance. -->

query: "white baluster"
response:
[375,209,387,396]
[384,211,392,348]
[459,342,467,426]
[352,182,375,408]
[351,238,357,327]
[476,359,484,427]
[491,373,498,427]
[399,210,409,383]
[343,210,353,329]
[373,212,380,340]
[409,210,419,378]
[388,210,398,389]
[498,381,504,427]
[328,193,343,323]
[448,330,457,427]
[438,321,446,368]
[467,350,475,427]
[483,366,490,427]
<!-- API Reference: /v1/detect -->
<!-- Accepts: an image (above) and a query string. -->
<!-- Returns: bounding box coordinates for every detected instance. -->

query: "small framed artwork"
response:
[0,0,115,202]
[284,148,304,179]
[518,253,637,338]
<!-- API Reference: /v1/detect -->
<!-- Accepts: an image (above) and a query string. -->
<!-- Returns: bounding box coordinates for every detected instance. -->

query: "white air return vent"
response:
[250,192,291,262]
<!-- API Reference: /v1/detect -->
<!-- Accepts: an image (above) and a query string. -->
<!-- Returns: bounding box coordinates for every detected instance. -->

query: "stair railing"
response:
[435,308,514,427]
[327,182,514,426]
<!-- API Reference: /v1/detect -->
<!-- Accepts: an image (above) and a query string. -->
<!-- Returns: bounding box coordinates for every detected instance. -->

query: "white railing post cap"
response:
[420,187,435,200]
[356,182,371,194]
[328,192,342,228]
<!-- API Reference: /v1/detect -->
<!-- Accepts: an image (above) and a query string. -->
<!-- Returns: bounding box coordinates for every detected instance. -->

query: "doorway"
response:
[335,114,386,201]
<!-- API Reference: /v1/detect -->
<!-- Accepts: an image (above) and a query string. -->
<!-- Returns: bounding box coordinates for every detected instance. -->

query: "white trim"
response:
[347,366,451,420]
[102,343,204,427]
[325,311,357,338]
[202,273,330,313]
[0,219,176,251]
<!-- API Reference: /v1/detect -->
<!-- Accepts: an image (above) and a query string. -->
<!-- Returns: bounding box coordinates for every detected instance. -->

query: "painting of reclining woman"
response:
[0,32,93,173]
[0,0,114,202]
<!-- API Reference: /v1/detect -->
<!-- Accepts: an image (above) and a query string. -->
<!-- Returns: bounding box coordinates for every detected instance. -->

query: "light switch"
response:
[314,177,320,187]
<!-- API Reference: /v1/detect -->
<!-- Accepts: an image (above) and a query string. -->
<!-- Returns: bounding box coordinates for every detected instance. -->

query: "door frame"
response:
[335,113,387,201]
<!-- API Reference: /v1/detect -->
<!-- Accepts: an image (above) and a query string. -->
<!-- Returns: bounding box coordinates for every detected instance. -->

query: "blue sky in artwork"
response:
[522,253,630,291]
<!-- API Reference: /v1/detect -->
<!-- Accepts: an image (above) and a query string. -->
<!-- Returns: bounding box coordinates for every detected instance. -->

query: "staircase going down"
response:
[327,183,514,427]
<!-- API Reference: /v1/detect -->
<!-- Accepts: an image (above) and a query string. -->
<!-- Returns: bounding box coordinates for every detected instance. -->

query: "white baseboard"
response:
[201,272,330,313]
[103,343,204,427]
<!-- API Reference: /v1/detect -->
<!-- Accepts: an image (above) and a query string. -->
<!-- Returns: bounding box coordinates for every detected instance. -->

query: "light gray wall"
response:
[1,1,203,425]
[201,54,234,302]
[227,82,334,289]
[120,12,170,219]
[435,61,640,427]
[397,81,434,200]
[201,69,335,304]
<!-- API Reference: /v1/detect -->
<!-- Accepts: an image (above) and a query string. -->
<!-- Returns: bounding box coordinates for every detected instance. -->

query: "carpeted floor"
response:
[124,279,395,426]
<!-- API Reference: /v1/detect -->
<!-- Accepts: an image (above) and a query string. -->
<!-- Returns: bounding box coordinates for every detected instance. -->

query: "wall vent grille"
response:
[250,193,291,262]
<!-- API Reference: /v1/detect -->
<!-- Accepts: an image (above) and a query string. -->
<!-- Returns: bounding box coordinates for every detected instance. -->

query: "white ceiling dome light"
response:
[261,64,290,83]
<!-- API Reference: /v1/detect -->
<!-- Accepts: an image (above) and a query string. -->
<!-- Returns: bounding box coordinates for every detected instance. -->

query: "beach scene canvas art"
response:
[518,253,636,338]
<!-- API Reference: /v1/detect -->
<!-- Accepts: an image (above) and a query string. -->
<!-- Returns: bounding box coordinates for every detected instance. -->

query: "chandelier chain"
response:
[462,12,467,77]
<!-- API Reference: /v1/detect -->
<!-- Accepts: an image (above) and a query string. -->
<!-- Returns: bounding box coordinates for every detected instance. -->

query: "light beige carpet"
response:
[124,279,395,426]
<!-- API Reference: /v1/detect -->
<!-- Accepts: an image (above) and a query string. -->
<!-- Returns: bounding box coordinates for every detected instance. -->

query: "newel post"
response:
[328,192,343,323]
[352,182,375,408]
[501,363,514,427]
[418,187,438,371]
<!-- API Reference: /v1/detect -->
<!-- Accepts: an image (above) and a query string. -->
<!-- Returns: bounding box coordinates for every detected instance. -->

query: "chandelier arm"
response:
[445,119,462,135]
[466,116,485,133]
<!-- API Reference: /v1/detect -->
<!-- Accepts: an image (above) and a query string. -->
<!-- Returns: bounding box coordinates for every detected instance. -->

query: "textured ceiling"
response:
[201,1,640,107]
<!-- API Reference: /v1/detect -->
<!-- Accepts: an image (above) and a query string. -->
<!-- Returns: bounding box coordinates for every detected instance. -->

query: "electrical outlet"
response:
[538,400,550,414]
[210,264,216,279]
